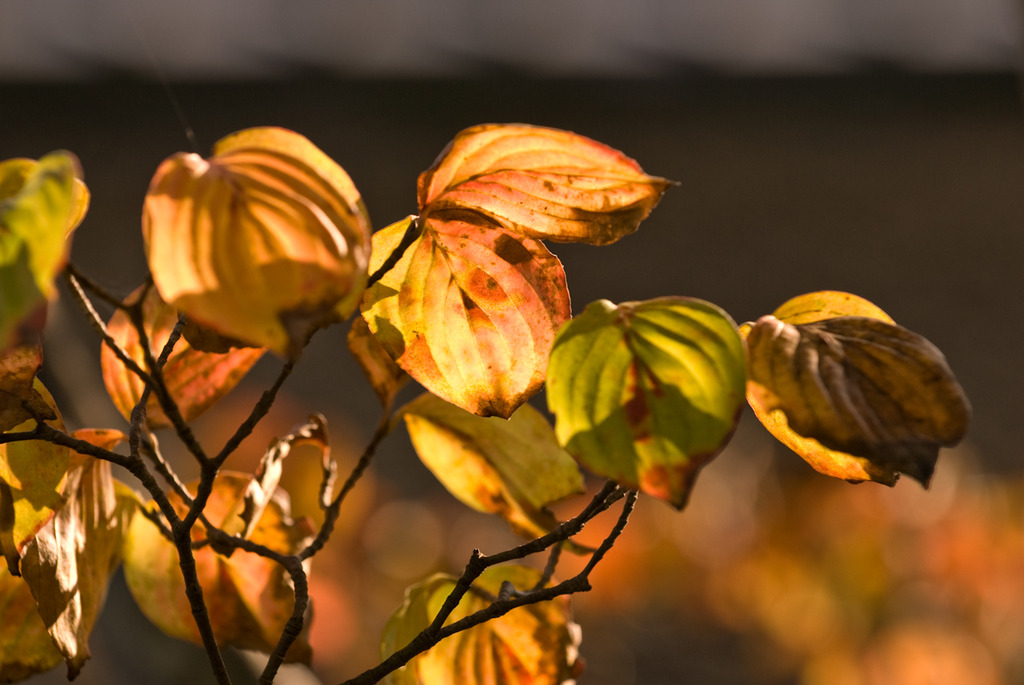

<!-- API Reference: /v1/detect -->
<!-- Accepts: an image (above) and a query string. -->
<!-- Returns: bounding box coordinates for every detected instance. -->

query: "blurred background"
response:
[2,1,1024,683]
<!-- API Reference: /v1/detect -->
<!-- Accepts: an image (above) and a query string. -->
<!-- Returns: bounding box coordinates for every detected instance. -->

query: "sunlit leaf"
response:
[0,381,69,575]
[0,342,56,432]
[382,565,582,685]
[0,153,89,350]
[122,472,315,662]
[348,314,408,408]
[20,428,137,679]
[547,297,746,509]
[400,393,584,540]
[239,415,328,541]
[100,285,265,429]
[418,124,670,245]
[362,215,570,418]
[744,292,971,486]
[0,565,62,682]
[143,126,372,356]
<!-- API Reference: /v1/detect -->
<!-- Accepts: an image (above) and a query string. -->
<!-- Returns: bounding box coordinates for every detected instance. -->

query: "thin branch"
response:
[64,262,128,310]
[340,486,637,685]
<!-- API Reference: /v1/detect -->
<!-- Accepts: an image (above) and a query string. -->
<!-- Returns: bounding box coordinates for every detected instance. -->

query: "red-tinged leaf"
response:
[0,566,62,682]
[382,565,582,685]
[144,127,372,356]
[362,215,570,418]
[400,393,584,540]
[20,429,136,679]
[239,415,329,541]
[0,153,89,351]
[122,472,315,661]
[418,124,670,245]
[348,314,408,408]
[101,285,265,429]
[0,381,69,575]
[547,298,747,509]
[0,342,56,432]
[744,291,971,486]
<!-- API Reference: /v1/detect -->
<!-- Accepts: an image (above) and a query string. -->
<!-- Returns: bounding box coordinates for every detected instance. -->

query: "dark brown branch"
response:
[64,262,128,311]
[366,216,422,288]
[340,485,636,685]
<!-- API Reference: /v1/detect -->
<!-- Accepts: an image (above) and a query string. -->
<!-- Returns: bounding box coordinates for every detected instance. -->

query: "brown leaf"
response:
[362,214,570,418]
[20,429,135,679]
[746,313,971,486]
[0,343,56,432]
[101,285,265,429]
[122,472,315,662]
[418,124,670,245]
[382,566,582,685]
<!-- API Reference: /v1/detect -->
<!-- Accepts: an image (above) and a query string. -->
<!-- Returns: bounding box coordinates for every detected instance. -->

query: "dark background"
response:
[2,72,1021,684]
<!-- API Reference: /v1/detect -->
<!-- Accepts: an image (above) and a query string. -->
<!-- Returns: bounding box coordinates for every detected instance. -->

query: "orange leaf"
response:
[101,285,265,429]
[143,127,371,356]
[347,314,408,409]
[0,566,62,681]
[122,472,315,661]
[362,215,570,418]
[418,124,670,245]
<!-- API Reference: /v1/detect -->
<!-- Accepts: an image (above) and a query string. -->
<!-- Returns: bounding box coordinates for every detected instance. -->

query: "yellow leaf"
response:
[400,393,584,540]
[122,472,315,662]
[382,566,582,685]
[0,565,62,681]
[143,127,371,356]
[347,314,408,409]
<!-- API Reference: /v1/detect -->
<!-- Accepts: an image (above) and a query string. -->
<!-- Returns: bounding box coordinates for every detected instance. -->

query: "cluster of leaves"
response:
[0,124,970,683]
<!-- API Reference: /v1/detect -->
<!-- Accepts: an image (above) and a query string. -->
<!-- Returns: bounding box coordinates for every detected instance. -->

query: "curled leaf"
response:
[745,299,971,486]
[547,297,746,508]
[100,285,265,429]
[143,127,371,356]
[400,393,584,540]
[122,472,315,661]
[362,215,570,418]
[20,429,136,679]
[382,565,582,685]
[418,124,671,245]
[0,152,89,350]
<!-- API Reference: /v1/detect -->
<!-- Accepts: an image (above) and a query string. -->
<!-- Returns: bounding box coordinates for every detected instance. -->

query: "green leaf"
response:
[400,392,584,540]
[547,297,746,508]
[381,565,582,685]
[745,293,971,486]
[0,153,88,350]
[362,215,570,418]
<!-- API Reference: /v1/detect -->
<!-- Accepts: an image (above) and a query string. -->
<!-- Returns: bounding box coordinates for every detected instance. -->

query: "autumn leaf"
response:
[348,314,408,409]
[100,285,265,429]
[381,566,581,685]
[0,381,69,575]
[0,565,62,682]
[744,291,971,486]
[122,472,315,661]
[362,215,570,418]
[418,124,670,245]
[0,342,56,432]
[0,152,89,350]
[400,393,584,540]
[20,428,138,679]
[547,297,747,509]
[143,127,371,356]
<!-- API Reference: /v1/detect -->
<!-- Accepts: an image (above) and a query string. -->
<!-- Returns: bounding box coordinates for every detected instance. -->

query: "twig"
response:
[366,216,422,288]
